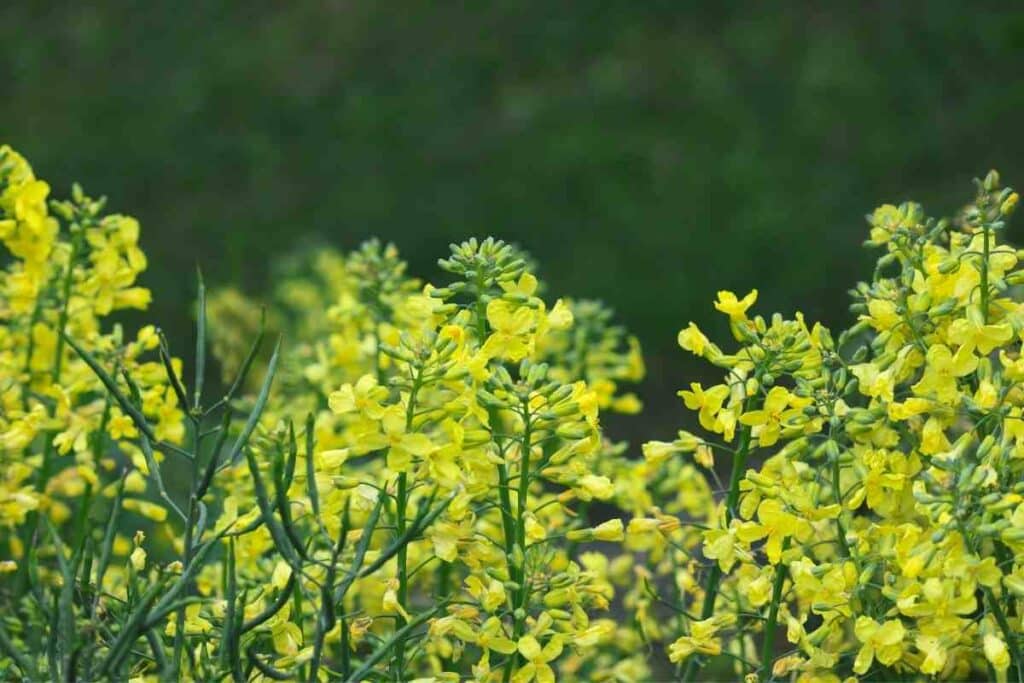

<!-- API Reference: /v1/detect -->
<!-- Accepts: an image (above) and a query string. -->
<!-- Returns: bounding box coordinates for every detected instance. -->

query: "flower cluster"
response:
[5,140,1024,683]
[0,142,645,683]
[0,144,184,546]
[202,236,646,681]
[645,170,1024,681]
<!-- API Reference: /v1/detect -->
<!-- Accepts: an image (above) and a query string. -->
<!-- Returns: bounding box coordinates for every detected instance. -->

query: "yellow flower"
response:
[679,382,730,434]
[946,318,1013,355]
[130,546,147,571]
[915,634,947,676]
[898,577,975,621]
[714,289,758,320]
[576,474,614,501]
[545,299,574,330]
[667,615,734,663]
[746,573,772,607]
[862,298,901,331]
[328,373,388,418]
[271,560,292,590]
[678,322,710,356]
[165,603,213,637]
[911,344,977,403]
[466,575,507,612]
[736,499,809,564]
[476,616,517,656]
[983,633,1010,674]
[378,405,436,471]
[852,617,905,673]
[850,362,896,402]
[702,525,745,572]
[483,299,537,361]
[108,411,138,440]
[512,634,563,683]
[122,499,168,522]
[738,386,808,447]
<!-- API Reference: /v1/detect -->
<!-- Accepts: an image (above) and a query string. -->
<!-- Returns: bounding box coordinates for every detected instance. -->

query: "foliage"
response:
[0,145,644,681]
[5,143,1024,683]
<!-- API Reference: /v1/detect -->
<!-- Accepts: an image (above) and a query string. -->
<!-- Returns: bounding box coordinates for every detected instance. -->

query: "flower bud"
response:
[984,169,1001,192]
[593,519,625,542]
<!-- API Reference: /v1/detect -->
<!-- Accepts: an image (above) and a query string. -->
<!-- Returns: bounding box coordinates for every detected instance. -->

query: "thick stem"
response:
[34,233,79,492]
[831,452,851,558]
[391,372,421,680]
[17,236,80,597]
[309,562,337,683]
[515,409,532,594]
[987,588,1024,683]
[496,461,516,574]
[759,539,790,681]
[171,425,201,677]
[503,406,532,683]
[981,225,991,324]
[392,472,409,680]
[682,420,752,683]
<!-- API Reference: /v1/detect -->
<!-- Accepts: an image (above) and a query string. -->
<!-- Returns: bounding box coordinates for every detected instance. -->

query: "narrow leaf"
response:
[60,332,155,442]
[227,337,282,465]
[157,330,190,417]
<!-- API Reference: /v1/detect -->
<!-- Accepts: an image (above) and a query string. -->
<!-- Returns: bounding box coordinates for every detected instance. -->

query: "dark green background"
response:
[4,2,1024,438]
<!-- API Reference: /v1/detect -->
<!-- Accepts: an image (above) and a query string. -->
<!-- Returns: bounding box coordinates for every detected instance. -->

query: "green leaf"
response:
[60,331,156,443]
[305,412,320,519]
[158,330,190,417]
[222,307,266,405]
[95,473,127,605]
[227,336,282,466]
[244,446,304,567]
[358,490,452,579]
[333,493,386,603]
[241,574,296,634]
[220,538,237,669]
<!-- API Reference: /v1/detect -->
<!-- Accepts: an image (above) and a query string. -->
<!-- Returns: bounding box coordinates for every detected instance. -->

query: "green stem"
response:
[759,539,790,681]
[496,460,516,575]
[502,406,532,683]
[17,233,80,597]
[981,225,991,324]
[831,451,851,558]
[340,614,351,679]
[171,424,201,677]
[986,587,1024,683]
[391,371,421,680]
[35,233,79,488]
[51,233,80,382]
[682,420,752,683]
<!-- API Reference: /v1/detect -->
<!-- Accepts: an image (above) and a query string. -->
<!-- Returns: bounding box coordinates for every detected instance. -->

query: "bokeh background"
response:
[4,1,1024,441]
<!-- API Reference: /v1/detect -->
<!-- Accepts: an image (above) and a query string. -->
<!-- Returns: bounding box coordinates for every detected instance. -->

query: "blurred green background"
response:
[4,2,1024,439]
